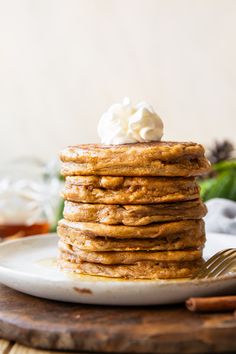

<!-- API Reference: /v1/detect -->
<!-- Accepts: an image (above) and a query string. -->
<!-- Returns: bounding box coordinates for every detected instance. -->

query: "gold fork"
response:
[192,248,236,279]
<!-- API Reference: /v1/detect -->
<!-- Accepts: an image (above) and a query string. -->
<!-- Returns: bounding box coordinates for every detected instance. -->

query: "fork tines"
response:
[192,249,236,279]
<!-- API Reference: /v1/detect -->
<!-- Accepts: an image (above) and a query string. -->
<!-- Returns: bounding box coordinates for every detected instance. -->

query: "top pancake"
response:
[60,141,211,177]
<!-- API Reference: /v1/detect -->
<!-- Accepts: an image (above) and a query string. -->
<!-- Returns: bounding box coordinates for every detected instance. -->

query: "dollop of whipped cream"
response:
[97,97,164,144]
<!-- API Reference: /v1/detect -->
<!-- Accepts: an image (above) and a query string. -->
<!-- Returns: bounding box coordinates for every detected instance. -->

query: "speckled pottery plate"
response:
[0,233,235,305]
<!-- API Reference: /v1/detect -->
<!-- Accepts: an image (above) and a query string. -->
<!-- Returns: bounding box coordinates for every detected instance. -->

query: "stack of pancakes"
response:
[58,142,210,279]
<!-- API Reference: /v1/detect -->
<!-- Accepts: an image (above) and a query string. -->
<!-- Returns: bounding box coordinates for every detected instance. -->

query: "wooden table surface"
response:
[0,338,234,354]
[0,339,71,354]
[0,282,236,354]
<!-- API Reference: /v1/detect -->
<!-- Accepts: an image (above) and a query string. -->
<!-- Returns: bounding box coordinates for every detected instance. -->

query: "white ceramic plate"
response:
[0,233,235,305]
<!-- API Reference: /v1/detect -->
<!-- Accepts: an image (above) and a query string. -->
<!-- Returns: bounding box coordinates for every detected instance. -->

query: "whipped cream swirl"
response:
[98,97,164,145]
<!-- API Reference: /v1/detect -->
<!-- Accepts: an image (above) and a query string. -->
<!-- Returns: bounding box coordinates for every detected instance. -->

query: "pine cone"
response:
[207,140,235,164]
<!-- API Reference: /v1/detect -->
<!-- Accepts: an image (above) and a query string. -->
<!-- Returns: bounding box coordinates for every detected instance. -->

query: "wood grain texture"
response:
[0,284,236,353]
[9,343,77,354]
[0,339,12,354]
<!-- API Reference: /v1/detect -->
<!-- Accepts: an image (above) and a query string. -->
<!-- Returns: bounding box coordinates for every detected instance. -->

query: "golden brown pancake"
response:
[63,199,207,225]
[59,244,202,264]
[58,219,205,240]
[60,141,211,177]
[58,257,204,279]
[62,176,200,204]
[59,232,206,252]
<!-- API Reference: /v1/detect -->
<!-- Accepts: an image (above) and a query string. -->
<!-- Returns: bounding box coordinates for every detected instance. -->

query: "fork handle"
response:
[186,296,236,312]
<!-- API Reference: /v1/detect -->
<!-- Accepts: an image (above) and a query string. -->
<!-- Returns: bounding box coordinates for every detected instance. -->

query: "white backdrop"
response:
[0,0,235,162]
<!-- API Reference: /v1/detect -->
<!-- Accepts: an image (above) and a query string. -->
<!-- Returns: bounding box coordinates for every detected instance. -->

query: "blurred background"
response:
[0,0,236,238]
[1,0,236,161]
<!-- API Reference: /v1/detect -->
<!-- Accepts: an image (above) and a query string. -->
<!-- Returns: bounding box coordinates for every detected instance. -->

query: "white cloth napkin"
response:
[205,198,236,235]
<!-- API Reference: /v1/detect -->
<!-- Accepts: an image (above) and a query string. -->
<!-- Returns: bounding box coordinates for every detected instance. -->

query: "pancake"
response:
[59,244,202,264]
[59,231,206,251]
[60,141,211,177]
[58,257,204,279]
[58,219,204,240]
[62,176,200,204]
[63,199,207,225]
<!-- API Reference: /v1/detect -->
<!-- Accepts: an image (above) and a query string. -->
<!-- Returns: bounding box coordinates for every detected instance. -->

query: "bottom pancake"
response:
[58,257,203,279]
[58,245,203,279]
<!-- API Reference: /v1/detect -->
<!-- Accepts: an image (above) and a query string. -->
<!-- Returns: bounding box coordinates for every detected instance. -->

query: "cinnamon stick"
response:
[186,296,236,312]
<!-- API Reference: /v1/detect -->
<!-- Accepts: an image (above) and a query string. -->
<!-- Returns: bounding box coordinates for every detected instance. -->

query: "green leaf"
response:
[199,178,216,201]
[213,160,236,172]
[227,170,236,201]
[200,169,236,202]
[50,198,64,232]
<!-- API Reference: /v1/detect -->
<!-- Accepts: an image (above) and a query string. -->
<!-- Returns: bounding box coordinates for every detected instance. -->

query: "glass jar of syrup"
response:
[0,158,61,240]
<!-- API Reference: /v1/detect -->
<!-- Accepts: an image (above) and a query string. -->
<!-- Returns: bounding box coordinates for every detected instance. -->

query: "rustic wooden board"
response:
[0,284,235,353]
